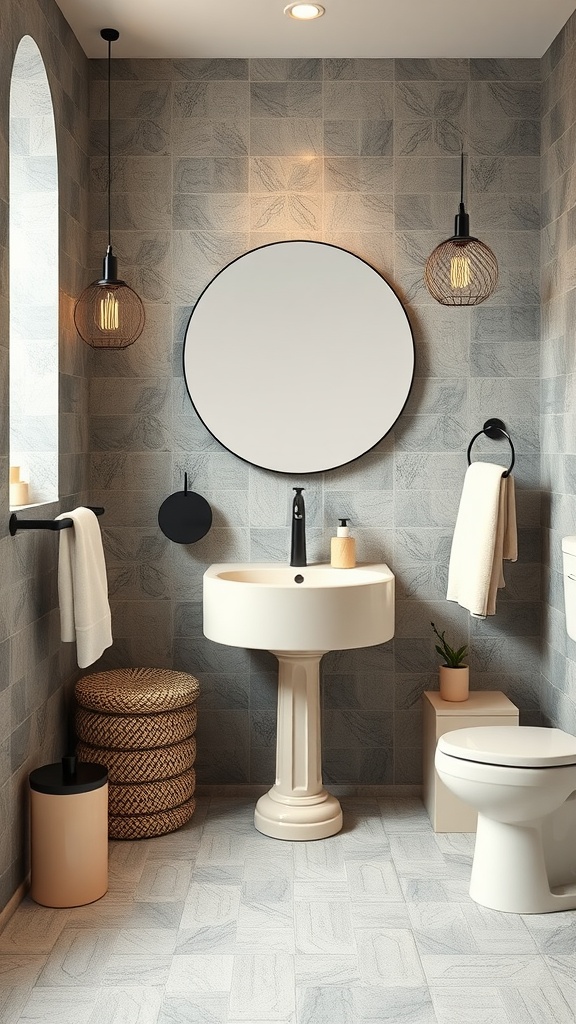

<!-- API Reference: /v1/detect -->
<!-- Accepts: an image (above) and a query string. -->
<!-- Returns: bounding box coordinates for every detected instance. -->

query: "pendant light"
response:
[424,152,498,306]
[74,28,145,348]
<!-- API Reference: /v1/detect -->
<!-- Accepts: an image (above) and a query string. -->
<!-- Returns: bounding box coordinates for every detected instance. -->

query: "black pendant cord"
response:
[100,29,119,282]
[106,32,111,250]
[454,148,469,239]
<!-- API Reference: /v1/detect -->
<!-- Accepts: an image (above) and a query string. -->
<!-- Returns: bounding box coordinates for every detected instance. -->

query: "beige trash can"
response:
[29,757,108,908]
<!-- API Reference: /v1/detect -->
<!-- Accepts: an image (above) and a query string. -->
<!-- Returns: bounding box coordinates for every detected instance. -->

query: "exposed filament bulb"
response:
[450,254,472,290]
[99,291,119,330]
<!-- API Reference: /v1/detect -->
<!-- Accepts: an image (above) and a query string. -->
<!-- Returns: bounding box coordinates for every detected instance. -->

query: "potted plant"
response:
[431,622,469,702]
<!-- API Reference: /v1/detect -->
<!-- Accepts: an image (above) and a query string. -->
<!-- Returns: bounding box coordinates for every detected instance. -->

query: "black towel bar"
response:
[467,418,515,478]
[9,507,105,536]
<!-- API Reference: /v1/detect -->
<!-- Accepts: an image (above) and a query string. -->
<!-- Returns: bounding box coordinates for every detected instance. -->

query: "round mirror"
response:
[183,241,414,474]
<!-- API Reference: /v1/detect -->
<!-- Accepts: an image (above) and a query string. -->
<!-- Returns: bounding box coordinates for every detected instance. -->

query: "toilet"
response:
[435,726,576,913]
[434,535,576,914]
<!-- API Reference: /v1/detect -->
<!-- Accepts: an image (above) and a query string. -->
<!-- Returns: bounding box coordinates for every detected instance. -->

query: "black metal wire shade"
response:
[74,28,145,349]
[74,277,145,349]
[424,153,498,307]
[424,235,498,307]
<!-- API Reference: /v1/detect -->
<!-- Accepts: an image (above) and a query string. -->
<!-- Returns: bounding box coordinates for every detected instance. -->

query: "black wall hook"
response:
[467,418,515,477]
[157,473,212,544]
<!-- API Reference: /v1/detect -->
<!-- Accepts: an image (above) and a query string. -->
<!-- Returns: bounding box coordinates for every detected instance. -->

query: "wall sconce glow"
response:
[284,3,325,19]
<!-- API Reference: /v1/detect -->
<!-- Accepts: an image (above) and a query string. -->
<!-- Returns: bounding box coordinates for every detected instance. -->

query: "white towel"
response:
[446,462,517,618]
[56,507,113,668]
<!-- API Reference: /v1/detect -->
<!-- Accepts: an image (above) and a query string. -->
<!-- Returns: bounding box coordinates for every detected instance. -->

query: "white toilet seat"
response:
[437,726,576,768]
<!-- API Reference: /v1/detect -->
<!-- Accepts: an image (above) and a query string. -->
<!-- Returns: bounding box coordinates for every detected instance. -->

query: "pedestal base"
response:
[254,649,343,841]
[254,788,342,841]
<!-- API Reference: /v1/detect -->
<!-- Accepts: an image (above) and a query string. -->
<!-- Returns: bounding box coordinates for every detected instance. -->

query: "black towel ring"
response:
[467,418,515,478]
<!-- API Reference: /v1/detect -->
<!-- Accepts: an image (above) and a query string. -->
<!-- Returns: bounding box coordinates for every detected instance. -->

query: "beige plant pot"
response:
[439,664,469,702]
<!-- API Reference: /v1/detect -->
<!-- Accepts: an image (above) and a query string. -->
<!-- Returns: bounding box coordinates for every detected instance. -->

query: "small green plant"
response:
[431,622,468,668]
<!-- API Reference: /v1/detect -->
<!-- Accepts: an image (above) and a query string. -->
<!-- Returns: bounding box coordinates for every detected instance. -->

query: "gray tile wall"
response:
[0,0,90,910]
[541,12,576,734]
[87,56,542,787]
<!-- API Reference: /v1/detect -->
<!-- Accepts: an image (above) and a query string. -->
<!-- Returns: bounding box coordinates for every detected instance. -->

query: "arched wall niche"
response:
[9,34,59,508]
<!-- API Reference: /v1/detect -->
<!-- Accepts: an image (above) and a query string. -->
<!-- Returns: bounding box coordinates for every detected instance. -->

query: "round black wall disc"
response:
[158,490,212,544]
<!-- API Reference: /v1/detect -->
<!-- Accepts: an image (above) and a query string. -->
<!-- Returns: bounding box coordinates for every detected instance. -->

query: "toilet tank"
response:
[562,536,576,640]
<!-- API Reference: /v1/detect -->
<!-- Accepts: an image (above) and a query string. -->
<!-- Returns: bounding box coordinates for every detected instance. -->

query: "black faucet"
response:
[290,487,306,567]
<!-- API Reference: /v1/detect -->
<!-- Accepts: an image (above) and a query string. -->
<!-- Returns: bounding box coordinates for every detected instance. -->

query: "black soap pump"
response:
[290,487,306,567]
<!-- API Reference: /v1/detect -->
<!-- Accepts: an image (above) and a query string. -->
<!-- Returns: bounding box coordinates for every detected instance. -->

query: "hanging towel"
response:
[56,507,113,668]
[446,462,517,618]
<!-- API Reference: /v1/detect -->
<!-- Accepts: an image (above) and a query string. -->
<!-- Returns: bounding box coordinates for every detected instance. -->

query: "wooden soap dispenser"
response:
[331,518,356,568]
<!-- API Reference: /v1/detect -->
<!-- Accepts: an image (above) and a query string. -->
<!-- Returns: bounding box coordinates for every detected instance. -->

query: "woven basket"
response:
[76,736,197,784]
[109,796,196,841]
[75,704,197,751]
[76,668,200,715]
[108,768,196,816]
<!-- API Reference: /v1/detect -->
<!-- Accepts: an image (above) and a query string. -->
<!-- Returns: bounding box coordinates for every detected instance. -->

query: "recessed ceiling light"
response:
[284,3,325,20]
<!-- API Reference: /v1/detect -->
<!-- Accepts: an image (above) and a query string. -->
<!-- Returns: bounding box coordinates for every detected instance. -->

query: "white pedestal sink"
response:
[203,562,394,840]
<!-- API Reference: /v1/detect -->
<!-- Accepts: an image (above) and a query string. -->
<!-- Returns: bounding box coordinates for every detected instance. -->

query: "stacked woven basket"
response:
[75,667,200,840]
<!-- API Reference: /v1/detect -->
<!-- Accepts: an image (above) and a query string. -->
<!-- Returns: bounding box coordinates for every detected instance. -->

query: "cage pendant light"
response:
[74,28,145,348]
[424,152,498,306]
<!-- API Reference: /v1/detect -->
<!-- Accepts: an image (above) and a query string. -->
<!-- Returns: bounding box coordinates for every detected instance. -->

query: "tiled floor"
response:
[0,795,575,1023]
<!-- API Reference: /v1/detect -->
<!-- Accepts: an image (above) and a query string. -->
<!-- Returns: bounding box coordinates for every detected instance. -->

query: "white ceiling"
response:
[55,0,576,60]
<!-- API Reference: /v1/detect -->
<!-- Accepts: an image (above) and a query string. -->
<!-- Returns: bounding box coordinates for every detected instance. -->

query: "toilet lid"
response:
[437,726,576,767]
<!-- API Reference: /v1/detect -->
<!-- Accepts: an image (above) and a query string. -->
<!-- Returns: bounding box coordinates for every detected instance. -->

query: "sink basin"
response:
[203,561,395,842]
[203,562,394,652]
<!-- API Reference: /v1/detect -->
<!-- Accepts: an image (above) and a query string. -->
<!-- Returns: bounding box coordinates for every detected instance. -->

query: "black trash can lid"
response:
[29,758,108,795]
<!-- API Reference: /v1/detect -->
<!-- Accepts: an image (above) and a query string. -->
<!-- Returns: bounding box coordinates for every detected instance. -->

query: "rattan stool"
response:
[75,668,200,840]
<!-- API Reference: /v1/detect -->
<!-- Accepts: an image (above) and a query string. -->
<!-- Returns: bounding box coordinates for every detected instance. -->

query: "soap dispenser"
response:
[331,519,356,568]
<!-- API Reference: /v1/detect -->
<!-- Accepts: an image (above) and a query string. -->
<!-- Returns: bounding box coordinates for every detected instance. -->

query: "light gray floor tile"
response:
[421,954,556,987]
[158,994,228,1024]
[0,985,34,1024]
[166,953,234,995]
[542,954,576,1008]
[111,928,178,956]
[294,953,360,987]
[180,883,241,929]
[351,901,411,929]
[346,860,403,901]
[352,985,437,1023]
[98,954,173,987]
[500,986,576,1024]
[235,897,295,953]
[293,840,347,881]
[229,953,295,1020]
[17,986,99,1023]
[356,928,426,987]
[0,955,47,987]
[297,985,355,1024]
[389,833,447,864]
[134,861,193,903]
[88,985,163,1023]
[293,881,349,901]
[430,986,512,1024]
[176,923,237,954]
[522,911,576,954]
[378,797,432,832]
[66,901,184,930]
[0,902,69,954]
[35,929,118,986]
[294,900,356,955]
